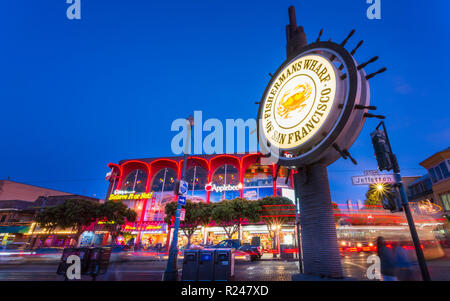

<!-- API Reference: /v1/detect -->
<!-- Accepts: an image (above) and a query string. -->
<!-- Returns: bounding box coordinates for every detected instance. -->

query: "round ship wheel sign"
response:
[257,41,371,167]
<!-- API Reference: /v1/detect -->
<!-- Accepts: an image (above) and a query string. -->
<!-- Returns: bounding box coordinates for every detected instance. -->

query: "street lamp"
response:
[376,183,384,192]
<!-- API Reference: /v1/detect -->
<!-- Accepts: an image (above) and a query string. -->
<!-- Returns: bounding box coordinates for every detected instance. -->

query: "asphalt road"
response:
[0,252,448,281]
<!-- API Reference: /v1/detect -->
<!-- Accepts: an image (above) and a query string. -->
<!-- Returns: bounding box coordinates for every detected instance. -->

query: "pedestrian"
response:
[376,236,397,281]
[393,242,414,281]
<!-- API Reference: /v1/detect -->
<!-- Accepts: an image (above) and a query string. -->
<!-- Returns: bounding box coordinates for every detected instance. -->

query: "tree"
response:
[211,198,261,240]
[34,205,65,247]
[96,201,137,245]
[257,196,296,254]
[364,184,390,209]
[164,200,212,248]
[36,198,99,246]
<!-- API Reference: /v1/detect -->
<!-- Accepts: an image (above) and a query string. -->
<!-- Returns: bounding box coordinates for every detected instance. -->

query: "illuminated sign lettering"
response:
[205,182,243,192]
[108,192,153,201]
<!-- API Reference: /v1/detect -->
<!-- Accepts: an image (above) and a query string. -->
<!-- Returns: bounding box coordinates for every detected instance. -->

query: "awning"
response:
[0,226,30,234]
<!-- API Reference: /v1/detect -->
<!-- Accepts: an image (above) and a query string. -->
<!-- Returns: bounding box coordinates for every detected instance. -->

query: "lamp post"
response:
[162,115,194,281]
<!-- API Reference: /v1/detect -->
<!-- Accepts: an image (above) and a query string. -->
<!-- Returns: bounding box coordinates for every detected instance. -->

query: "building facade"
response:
[106,153,295,249]
[419,148,450,214]
[0,181,100,248]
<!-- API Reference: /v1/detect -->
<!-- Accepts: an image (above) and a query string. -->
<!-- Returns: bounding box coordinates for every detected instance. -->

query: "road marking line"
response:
[342,261,367,270]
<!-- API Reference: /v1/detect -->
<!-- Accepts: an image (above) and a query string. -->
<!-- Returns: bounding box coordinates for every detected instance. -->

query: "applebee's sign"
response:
[205,182,243,193]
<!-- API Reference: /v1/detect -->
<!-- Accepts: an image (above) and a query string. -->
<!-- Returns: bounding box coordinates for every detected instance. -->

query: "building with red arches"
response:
[105,153,295,248]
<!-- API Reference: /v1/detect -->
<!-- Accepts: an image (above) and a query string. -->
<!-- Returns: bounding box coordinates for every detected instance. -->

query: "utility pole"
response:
[162,115,193,281]
[371,121,431,281]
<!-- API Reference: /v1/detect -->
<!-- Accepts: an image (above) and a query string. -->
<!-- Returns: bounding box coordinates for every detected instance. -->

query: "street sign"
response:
[180,209,186,221]
[179,180,188,196]
[351,174,395,185]
[364,170,379,176]
[178,195,186,205]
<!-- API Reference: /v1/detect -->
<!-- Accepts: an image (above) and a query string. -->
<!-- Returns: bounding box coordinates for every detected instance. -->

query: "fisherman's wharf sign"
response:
[261,54,337,150]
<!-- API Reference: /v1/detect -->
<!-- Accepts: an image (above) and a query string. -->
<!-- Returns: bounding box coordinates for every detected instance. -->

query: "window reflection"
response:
[186,166,208,191]
[211,165,239,186]
[121,169,147,192]
[243,164,273,187]
[151,168,177,192]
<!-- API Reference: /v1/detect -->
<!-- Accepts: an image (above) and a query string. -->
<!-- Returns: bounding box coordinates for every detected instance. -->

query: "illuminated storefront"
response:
[106,153,294,246]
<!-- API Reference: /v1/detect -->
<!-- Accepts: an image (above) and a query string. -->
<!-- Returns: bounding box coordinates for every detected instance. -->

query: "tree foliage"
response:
[211,198,261,239]
[364,184,385,209]
[257,196,295,241]
[36,199,137,246]
[96,201,137,243]
[164,200,212,247]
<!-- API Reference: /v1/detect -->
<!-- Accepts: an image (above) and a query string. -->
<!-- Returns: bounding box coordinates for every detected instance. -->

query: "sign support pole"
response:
[293,164,343,278]
[163,116,193,281]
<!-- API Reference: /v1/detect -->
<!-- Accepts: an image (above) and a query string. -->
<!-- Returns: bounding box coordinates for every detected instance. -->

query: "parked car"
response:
[104,245,133,262]
[237,244,262,261]
[211,239,262,261]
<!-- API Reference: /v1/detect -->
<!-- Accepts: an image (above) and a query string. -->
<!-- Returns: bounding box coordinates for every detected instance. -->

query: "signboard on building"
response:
[204,182,243,193]
[108,191,153,201]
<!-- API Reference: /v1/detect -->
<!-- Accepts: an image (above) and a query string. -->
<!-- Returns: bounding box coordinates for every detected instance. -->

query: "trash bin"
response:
[57,247,90,278]
[280,244,294,259]
[198,249,215,281]
[98,247,112,275]
[213,248,235,281]
[58,247,112,280]
[86,247,112,279]
[182,249,200,281]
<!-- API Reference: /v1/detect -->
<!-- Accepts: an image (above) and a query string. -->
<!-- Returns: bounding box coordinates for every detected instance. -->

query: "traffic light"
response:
[381,184,403,213]
[370,129,394,171]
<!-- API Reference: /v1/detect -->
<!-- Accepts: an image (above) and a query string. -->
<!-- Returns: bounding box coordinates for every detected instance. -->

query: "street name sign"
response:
[351,174,395,185]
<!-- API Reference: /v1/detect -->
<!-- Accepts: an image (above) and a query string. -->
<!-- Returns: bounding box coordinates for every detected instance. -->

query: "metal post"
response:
[294,191,303,273]
[377,121,431,281]
[394,172,431,281]
[294,163,343,278]
[163,116,193,281]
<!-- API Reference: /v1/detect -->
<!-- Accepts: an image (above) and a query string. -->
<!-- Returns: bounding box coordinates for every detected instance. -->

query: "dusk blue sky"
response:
[1,0,449,203]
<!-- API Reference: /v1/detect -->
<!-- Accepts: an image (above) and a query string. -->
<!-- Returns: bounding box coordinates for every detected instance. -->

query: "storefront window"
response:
[276,166,291,188]
[242,164,273,200]
[185,166,208,203]
[210,164,240,202]
[121,169,147,192]
[149,168,178,221]
[243,164,273,187]
[440,193,450,211]
[151,168,177,192]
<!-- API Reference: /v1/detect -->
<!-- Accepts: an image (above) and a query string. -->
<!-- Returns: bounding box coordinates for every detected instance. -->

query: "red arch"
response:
[209,154,241,174]
[180,156,210,172]
[149,159,179,185]
[118,160,151,192]
[107,163,122,177]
